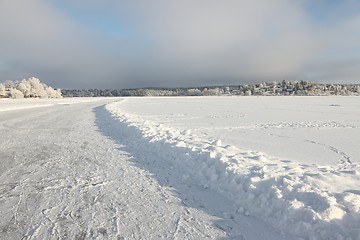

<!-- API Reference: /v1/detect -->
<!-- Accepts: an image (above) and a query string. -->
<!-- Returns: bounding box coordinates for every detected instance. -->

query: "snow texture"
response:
[0,98,101,112]
[0,98,288,240]
[106,96,360,239]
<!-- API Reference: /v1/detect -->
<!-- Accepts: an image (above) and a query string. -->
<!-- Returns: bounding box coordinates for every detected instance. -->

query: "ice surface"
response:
[1,96,359,239]
[116,96,360,166]
[107,96,360,239]
[0,97,104,112]
[0,98,289,239]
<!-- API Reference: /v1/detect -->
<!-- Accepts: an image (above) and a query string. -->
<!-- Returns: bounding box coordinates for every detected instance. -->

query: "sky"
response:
[0,0,360,89]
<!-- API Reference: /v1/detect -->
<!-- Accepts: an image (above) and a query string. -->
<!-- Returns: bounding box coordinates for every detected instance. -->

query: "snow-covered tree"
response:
[0,84,6,98]
[9,88,24,99]
[45,87,62,98]
[186,88,202,96]
[4,80,14,89]
[16,80,32,97]
[28,77,47,98]
[0,77,62,99]
[202,88,222,96]
[244,89,252,96]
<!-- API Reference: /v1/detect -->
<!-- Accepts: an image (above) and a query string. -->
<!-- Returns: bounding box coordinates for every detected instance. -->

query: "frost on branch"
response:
[9,88,24,99]
[0,77,62,99]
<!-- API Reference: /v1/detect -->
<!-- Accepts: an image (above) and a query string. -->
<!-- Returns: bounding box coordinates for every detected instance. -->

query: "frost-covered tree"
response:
[356,86,360,94]
[28,77,47,98]
[186,88,202,96]
[46,87,62,98]
[9,88,24,99]
[16,80,32,97]
[18,77,62,98]
[0,77,62,99]
[244,89,252,96]
[203,88,222,96]
[4,80,14,89]
[0,84,6,98]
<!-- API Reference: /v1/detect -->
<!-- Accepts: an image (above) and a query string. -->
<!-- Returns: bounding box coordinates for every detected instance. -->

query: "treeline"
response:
[61,80,360,97]
[0,77,62,99]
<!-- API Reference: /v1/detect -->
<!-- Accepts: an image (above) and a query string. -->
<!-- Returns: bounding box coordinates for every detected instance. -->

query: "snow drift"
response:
[106,98,360,240]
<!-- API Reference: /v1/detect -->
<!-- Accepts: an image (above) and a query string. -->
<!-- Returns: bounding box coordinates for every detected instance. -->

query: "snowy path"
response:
[0,100,288,240]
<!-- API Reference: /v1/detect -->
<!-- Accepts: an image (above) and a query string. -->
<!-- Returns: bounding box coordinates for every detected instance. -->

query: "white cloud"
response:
[0,0,359,88]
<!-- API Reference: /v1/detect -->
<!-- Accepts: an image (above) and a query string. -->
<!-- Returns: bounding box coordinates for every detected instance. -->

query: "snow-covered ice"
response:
[1,96,359,239]
[107,96,360,239]
[0,97,103,112]
[0,98,288,240]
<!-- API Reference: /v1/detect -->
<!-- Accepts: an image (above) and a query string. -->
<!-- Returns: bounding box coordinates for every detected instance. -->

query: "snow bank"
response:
[106,99,360,239]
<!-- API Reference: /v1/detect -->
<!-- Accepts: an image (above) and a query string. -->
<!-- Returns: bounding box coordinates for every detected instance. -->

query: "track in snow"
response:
[0,99,287,240]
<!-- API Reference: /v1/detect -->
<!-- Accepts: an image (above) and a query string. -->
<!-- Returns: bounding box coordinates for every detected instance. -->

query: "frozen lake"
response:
[1,96,359,239]
[117,96,360,166]
[108,96,360,239]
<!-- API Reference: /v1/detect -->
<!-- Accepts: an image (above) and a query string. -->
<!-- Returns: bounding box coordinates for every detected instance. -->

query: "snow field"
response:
[106,97,360,239]
[1,99,241,239]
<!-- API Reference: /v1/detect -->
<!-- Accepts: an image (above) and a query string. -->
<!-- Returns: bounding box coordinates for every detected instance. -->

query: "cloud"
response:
[0,0,128,88]
[304,59,360,83]
[0,0,359,88]
[118,1,323,85]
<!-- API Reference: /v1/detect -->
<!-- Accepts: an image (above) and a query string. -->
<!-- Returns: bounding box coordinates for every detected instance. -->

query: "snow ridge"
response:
[106,100,360,239]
